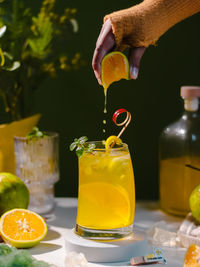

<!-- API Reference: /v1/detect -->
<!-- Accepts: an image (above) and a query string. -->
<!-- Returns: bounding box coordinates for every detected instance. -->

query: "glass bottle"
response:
[159,86,200,216]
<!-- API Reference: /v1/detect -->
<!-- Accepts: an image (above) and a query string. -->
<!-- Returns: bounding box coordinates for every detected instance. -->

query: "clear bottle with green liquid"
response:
[159,86,200,216]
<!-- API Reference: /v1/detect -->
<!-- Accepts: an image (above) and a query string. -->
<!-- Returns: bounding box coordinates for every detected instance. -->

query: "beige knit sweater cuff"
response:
[104,0,200,48]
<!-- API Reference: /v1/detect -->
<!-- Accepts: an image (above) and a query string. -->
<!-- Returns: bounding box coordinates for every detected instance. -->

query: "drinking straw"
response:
[112,108,131,139]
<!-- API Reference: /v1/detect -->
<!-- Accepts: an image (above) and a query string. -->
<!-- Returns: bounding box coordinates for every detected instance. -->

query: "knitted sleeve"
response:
[104,0,200,48]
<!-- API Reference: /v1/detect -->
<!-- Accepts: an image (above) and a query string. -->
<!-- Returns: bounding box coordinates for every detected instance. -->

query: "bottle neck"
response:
[183,97,199,112]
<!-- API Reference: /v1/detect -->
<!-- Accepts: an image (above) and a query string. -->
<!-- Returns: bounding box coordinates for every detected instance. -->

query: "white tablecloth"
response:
[30,198,186,267]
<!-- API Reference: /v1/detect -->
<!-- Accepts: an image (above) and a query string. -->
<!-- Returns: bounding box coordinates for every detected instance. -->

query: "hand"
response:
[92,19,146,85]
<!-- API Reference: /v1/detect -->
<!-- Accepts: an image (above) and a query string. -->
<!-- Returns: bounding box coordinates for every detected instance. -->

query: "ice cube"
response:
[177,213,200,248]
[65,251,88,267]
[147,221,178,247]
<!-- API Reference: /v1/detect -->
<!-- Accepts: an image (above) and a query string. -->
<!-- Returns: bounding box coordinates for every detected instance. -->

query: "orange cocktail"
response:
[75,141,135,239]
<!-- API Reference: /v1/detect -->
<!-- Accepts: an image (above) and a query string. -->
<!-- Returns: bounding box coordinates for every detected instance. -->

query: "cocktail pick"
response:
[112,108,131,139]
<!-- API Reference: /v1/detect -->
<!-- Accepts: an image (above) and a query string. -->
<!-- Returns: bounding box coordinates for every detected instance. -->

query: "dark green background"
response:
[25,1,200,200]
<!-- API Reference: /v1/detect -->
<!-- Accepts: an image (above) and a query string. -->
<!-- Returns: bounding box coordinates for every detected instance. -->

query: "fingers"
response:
[92,19,115,85]
[129,47,146,79]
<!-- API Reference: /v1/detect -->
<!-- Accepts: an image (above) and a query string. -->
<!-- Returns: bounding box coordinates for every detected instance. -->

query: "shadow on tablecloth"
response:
[48,205,77,229]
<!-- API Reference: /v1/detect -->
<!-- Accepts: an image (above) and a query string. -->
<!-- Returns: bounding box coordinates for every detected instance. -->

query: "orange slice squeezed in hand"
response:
[101,51,129,90]
[0,208,47,248]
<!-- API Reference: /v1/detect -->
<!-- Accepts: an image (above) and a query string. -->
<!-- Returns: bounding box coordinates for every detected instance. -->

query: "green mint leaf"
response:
[79,136,88,144]
[76,147,84,157]
[70,142,77,151]
[70,136,95,157]
[27,126,46,140]
[74,138,80,146]
[36,131,43,137]
[88,143,96,150]
[33,126,39,132]
[85,143,96,153]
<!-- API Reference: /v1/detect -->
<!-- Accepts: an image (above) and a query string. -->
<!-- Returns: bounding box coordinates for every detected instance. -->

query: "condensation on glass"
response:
[14,132,59,218]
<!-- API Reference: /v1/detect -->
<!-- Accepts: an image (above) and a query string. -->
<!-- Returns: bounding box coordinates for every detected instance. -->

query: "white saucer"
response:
[65,228,152,263]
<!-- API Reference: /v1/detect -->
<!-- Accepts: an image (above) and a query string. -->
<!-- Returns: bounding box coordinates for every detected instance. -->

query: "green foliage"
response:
[0,0,85,122]
[0,243,50,266]
[70,136,96,157]
[28,14,53,59]
[27,126,47,140]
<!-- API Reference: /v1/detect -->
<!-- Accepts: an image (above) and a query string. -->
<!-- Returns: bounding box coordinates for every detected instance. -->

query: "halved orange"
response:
[101,51,129,90]
[0,209,47,248]
[183,244,200,267]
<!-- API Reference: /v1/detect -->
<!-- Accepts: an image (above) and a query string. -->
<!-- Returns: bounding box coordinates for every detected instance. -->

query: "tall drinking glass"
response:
[75,141,135,240]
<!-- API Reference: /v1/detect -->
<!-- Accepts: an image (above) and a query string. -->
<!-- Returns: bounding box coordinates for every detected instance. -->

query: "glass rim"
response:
[86,140,128,152]
[14,131,59,141]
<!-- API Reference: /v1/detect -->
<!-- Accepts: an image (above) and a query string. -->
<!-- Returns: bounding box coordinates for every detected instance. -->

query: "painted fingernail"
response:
[130,66,138,79]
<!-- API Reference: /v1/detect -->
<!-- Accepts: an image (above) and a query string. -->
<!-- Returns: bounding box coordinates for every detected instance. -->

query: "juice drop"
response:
[103,89,107,114]
[102,89,107,135]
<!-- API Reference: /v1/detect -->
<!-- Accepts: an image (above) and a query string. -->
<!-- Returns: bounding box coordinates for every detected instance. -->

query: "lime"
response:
[0,173,29,216]
[189,184,200,222]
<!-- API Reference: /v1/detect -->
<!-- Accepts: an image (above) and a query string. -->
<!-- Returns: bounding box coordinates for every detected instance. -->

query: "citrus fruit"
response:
[189,184,200,222]
[105,135,122,150]
[0,208,47,248]
[183,244,200,267]
[77,182,131,229]
[0,172,29,216]
[101,51,129,90]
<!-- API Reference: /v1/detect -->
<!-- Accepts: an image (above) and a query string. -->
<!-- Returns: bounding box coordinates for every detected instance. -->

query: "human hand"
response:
[92,19,146,85]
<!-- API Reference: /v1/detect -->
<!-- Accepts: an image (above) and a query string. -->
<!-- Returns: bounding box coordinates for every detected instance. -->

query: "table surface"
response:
[30,198,186,267]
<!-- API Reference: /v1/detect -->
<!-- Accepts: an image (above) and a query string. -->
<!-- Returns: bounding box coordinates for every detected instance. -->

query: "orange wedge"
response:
[183,244,200,267]
[101,51,129,90]
[0,209,47,248]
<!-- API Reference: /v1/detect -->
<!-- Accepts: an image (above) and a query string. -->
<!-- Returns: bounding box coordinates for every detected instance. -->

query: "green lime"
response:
[189,184,200,222]
[0,173,29,216]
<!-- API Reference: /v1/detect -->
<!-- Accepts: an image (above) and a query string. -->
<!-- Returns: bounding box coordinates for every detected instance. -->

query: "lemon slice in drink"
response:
[77,182,131,229]
[105,135,122,150]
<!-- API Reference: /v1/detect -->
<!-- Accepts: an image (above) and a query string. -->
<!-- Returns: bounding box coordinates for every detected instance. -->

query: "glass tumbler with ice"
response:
[75,141,135,240]
[14,132,59,218]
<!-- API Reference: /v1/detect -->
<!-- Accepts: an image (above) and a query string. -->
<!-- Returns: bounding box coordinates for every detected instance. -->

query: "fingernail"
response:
[130,66,138,79]
[98,77,102,85]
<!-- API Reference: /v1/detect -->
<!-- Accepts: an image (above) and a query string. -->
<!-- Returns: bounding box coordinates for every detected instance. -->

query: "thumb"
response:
[129,47,146,79]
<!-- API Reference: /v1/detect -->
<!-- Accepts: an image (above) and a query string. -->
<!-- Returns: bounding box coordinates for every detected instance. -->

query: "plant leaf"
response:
[0,25,6,38]
[76,147,84,157]
[28,14,53,59]
[79,136,88,144]
[70,142,76,151]
[70,136,95,157]
[2,61,20,71]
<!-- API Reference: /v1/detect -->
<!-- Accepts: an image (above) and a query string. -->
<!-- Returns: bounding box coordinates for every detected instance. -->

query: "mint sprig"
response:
[70,136,96,157]
[27,126,47,140]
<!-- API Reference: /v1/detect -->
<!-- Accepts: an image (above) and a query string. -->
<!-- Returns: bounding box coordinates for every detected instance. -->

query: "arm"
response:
[105,0,200,48]
[93,0,200,84]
